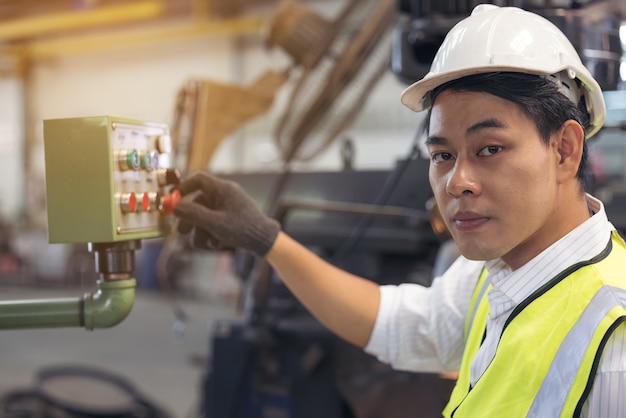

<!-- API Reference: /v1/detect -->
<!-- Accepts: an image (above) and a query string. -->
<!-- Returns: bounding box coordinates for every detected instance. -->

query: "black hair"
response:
[421,72,589,186]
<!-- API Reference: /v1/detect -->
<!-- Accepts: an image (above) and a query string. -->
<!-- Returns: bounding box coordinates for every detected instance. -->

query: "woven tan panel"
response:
[178,70,288,171]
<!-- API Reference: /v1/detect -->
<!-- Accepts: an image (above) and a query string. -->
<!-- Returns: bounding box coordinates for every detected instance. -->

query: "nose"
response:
[446,158,481,197]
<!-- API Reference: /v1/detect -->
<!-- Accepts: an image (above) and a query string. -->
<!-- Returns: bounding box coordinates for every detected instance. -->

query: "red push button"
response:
[141,192,151,212]
[160,189,181,215]
[120,192,137,213]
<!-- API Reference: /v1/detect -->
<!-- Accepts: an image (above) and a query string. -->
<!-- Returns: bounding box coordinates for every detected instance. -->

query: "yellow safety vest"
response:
[444,231,626,418]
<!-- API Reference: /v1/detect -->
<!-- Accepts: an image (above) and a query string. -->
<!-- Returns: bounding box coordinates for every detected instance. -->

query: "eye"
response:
[431,152,454,163]
[478,145,503,156]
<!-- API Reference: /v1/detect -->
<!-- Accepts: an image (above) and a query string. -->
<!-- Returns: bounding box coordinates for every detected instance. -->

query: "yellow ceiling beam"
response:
[0,1,165,41]
[8,16,266,60]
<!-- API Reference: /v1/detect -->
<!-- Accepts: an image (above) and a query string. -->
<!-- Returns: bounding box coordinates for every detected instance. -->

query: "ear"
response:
[555,120,585,184]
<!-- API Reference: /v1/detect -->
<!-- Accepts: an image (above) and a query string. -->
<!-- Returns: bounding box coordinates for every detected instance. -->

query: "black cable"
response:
[330,130,425,265]
[1,364,173,418]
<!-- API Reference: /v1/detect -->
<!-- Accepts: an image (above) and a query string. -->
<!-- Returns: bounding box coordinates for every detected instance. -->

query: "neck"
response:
[503,190,591,271]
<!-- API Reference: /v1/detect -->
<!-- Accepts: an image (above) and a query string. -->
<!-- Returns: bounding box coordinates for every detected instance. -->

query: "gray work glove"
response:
[173,172,280,257]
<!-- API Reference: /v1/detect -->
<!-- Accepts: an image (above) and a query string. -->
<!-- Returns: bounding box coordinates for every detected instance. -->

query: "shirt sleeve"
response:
[583,321,626,418]
[364,254,484,373]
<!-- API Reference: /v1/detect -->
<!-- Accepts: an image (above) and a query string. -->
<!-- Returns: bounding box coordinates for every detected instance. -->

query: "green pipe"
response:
[83,279,136,330]
[0,279,136,330]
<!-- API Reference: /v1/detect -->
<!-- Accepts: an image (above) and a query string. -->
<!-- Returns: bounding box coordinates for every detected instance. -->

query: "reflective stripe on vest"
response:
[463,268,490,341]
[528,285,626,417]
[445,231,626,418]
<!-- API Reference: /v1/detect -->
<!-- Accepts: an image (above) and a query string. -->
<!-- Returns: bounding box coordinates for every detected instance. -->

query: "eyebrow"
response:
[466,118,507,134]
[425,118,508,146]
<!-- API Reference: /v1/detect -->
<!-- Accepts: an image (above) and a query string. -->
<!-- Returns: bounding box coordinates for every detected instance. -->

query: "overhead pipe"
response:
[0,1,164,41]
[10,16,265,60]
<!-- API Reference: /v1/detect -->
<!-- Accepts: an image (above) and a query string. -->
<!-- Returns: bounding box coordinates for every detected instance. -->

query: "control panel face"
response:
[112,122,172,235]
[44,116,179,244]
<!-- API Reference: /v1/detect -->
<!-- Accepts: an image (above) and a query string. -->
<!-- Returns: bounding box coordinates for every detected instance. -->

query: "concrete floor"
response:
[0,280,241,418]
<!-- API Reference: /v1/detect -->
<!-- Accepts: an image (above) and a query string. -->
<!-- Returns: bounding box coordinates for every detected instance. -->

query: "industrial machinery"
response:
[196,1,625,417]
[393,0,624,91]
[0,115,179,331]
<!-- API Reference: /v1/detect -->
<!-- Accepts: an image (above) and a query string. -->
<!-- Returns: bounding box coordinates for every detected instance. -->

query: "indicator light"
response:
[118,149,140,171]
[141,151,152,170]
[149,150,159,170]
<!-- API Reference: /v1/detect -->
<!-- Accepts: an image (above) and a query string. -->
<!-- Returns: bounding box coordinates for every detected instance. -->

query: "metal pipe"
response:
[0,241,140,330]
[0,1,164,41]
[0,278,136,330]
[83,279,136,330]
[0,297,82,329]
[9,16,265,61]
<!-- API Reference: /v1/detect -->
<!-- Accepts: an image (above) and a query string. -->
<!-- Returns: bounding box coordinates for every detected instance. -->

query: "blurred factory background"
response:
[0,0,623,417]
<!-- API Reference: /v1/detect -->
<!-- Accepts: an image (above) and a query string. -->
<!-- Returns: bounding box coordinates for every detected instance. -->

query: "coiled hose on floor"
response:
[0,364,173,418]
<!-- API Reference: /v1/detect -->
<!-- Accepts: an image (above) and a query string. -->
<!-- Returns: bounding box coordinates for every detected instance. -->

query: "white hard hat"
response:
[400,4,606,139]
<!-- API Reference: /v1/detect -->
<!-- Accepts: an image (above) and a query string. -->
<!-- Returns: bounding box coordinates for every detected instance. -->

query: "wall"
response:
[0,78,24,221]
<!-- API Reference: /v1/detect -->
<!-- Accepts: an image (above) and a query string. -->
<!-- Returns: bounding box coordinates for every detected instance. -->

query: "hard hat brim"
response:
[401,65,567,112]
[400,66,606,139]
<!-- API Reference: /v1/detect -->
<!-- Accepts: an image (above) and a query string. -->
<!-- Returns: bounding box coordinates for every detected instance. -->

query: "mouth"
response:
[452,211,490,232]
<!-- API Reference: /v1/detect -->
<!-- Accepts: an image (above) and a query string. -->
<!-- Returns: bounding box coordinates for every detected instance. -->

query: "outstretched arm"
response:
[266,231,380,347]
[174,171,380,347]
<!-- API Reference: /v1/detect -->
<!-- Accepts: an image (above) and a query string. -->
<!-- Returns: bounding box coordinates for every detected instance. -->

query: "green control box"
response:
[44,116,177,243]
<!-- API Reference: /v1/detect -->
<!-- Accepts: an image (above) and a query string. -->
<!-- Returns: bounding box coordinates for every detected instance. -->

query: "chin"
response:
[457,244,503,262]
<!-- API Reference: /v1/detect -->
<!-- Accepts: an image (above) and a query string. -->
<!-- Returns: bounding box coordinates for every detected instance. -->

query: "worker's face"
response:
[427,90,563,269]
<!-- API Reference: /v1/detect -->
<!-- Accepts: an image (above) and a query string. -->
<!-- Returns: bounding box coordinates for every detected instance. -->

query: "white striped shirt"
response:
[365,194,626,417]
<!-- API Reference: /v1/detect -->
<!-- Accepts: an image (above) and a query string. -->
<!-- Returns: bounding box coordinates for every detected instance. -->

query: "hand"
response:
[173,172,280,257]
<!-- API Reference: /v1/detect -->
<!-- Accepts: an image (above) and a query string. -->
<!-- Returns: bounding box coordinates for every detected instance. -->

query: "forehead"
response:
[427,90,532,134]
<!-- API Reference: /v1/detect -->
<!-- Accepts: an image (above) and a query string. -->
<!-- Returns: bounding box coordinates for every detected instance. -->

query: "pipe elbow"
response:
[83,279,136,330]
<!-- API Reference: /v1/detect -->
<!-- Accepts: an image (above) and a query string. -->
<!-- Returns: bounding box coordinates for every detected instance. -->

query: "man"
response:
[174,4,626,417]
